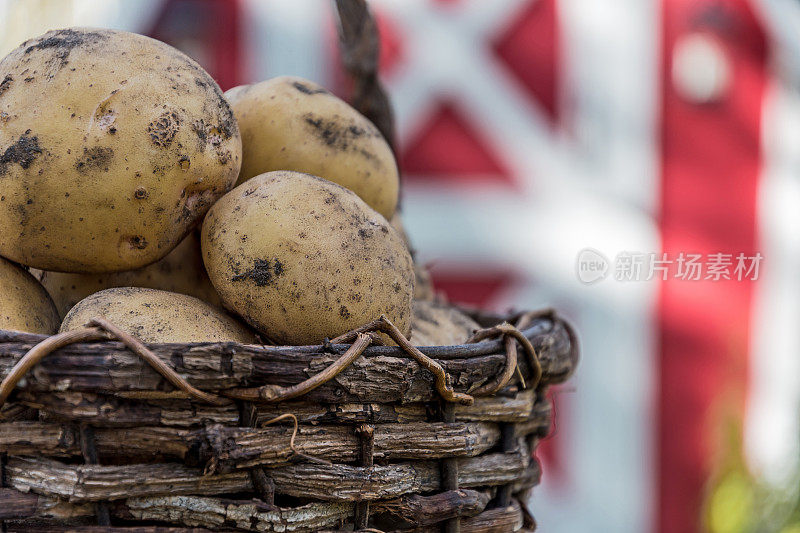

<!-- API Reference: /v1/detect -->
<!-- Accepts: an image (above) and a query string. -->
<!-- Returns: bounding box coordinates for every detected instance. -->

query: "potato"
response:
[388,212,412,252]
[0,28,241,273]
[32,233,221,318]
[413,263,436,301]
[0,256,59,334]
[388,212,436,301]
[410,300,479,346]
[202,171,413,345]
[225,76,398,219]
[60,287,254,343]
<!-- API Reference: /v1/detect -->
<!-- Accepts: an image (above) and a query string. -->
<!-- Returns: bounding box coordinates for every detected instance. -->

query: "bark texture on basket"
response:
[0,487,512,532]
[17,391,240,427]
[0,419,548,469]
[4,445,533,502]
[16,388,542,427]
[0,316,574,402]
[371,489,491,528]
[432,499,524,533]
[0,313,563,530]
[7,523,212,533]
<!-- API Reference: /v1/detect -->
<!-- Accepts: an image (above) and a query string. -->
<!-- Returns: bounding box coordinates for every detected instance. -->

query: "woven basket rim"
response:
[0,310,576,363]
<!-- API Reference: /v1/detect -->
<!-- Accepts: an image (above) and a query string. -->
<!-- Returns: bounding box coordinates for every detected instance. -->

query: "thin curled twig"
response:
[223,333,372,403]
[466,316,543,393]
[469,323,541,388]
[0,327,108,407]
[469,312,539,395]
[469,333,519,396]
[0,313,536,408]
[512,313,536,390]
[88,318,229,406]
[226,316,473,405]
[261,413,330,465]
[0,318,230,409]
[331,316,474,406]
[205,413,331,474]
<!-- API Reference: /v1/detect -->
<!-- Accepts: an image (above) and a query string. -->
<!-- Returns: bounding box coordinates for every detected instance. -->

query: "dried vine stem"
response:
[467,322,542,391]
[226,316,473,405]
[205,413,329,475]
[261,413,330,465]
[88,318,229,406]
[0,318,231,408]
[331,316,474,405]
[0,327,109,407]
[471,334,518,396]
[1,316,476,408]
[223,334,372,403]
[469,312,538,395]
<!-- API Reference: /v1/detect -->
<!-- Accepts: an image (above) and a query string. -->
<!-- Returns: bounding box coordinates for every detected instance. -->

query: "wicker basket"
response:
[0,307,577,532]
[0,2,579,531]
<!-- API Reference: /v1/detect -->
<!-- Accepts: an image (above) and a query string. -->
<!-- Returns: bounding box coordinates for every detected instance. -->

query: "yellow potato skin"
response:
[0,256,59,334]
[202,171,413,345]
[0,28,241,273]
[32,233,221,318]
[59,287,255,343]
[225,76,398,219]
[388,212,436,301]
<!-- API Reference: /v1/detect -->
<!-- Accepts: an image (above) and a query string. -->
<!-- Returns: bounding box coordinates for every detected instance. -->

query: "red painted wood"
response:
[657,1,767,531]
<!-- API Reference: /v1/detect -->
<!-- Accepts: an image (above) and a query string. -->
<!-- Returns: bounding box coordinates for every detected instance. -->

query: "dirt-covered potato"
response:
[0,28,241,273]
[410,300,479,346]
[225,76,398,219]
[388,212,436,301]
[32,233,221,318]
[413,263,436,301]
[202,171,413,345]
[60,287,254,343]
[0,256,59,334]
[389,212,412,252]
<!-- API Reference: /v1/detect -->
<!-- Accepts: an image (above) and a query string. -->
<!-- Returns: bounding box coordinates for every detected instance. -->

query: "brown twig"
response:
[354,423,375,528]
[467,319,542,392]
[0,312,517,410]
[470,334,518,396]
[440,402,461,533]
[223,333,373,403]
[261,413,330,465]
[0,318,231,409]
[328,317,385,344]
[333,316,474,405]
[0,327,109,408]
[237,402,276,505]
[226,316,472,405]
[515,364,527,390]
[88,318,229,406]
